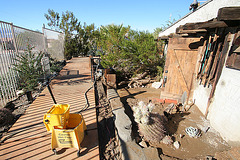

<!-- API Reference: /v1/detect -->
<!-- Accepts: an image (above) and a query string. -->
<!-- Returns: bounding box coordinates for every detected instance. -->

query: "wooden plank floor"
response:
[0,57,99,160]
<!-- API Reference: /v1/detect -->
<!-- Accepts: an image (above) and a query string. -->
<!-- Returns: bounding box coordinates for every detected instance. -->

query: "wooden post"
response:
[205,33,232,117]
[106,74,117,89]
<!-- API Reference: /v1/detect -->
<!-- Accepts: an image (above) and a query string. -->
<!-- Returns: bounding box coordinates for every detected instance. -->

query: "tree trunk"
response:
[26,91,33,102]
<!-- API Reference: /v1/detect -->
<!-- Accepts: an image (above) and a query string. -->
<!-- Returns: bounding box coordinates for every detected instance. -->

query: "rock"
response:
[152,81,162,89]
[107,89,132,142]
[161,135,173,145]
[125,141,146,160]
[113,108,132,142]
[185,104,191,111]
[139,140,148,148]
[16,90,24,96]
[185,126,201,138]
[0,108,14,127]
[4,101,15,111]
[206,155,214,160]
[173,141,180,149]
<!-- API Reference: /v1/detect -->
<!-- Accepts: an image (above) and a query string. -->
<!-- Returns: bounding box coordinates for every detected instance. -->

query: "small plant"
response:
[13,44,44,92]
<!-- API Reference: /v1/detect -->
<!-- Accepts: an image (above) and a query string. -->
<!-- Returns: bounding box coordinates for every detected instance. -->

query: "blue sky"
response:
[0,0,198,33]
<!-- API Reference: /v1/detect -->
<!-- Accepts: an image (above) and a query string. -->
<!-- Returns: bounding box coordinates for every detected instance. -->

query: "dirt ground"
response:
[117,87,231,159]
[0,90,41,139]
[96,81,121,159]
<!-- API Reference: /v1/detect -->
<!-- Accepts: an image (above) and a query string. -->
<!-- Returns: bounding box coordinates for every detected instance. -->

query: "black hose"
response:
[77,59,99,113]
[77,82,95,113]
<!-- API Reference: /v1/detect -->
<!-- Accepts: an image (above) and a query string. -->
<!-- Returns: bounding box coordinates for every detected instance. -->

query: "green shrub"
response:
[13,44,44,92]
[98,25,165,78]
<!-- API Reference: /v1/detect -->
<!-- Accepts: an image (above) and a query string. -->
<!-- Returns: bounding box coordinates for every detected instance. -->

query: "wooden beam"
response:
[176,19,228,35]
[197,39,208,77]
[159,36,169,40]
[209,42,222,82]
[205,33,232,117]
[176,21,210,31]
[199,21,228,29]
[198,35,212,81]
[217,7,240,21]
[177,29,207,34]
[203,34,219,85]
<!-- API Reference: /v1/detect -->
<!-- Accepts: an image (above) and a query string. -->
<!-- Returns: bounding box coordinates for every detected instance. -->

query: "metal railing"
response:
[0,21,65,107]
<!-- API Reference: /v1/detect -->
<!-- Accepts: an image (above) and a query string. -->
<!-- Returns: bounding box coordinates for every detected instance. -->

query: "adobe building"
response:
[158,0,240,145]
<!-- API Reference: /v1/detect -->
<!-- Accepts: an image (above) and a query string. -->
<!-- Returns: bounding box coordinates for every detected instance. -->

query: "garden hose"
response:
[185,126,201,138]
[77,58,99,113]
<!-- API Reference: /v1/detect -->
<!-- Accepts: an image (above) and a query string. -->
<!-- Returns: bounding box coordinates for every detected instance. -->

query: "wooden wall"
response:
[161,37,201,100]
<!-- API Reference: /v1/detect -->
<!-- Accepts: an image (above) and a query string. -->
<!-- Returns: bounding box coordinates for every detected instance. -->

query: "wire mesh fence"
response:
[43,27,65,61]
[0,21,65,107]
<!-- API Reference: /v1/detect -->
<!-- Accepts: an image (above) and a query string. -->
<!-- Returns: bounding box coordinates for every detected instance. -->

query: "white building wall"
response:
[193,82,212,114]
[159,0,240,37]
[208,67,240,143]
[193,34,240,143]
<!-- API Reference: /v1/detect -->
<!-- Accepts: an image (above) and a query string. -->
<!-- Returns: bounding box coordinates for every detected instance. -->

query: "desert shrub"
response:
[98,25,165,78]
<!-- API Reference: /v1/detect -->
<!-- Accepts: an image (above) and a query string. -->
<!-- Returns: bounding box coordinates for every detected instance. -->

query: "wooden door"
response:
[162,37,201,98]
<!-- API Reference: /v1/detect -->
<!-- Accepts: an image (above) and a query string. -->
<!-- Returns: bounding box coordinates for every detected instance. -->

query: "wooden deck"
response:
[0,57,99,160]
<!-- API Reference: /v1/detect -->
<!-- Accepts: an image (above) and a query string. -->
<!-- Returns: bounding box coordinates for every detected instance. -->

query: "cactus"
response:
[132,101,168,145]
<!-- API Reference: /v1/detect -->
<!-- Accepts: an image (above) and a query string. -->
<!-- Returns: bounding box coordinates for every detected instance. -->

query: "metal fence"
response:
[43,27,65,61]
[0,21,65,107]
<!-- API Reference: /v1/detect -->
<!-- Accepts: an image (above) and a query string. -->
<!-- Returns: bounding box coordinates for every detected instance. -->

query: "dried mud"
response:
[117,87,230,159]
[95,81,122,160]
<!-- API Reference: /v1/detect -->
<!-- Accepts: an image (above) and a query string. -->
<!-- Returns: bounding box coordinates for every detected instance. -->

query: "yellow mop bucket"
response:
[51,113,87,157]
[43,104,70,132]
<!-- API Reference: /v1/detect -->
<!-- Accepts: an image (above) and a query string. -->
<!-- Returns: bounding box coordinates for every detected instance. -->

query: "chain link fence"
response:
[0,21,65,107]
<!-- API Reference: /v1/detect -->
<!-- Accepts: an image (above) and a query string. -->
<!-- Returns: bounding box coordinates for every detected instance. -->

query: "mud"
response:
[117,87,230,159]
[95,81,121,159]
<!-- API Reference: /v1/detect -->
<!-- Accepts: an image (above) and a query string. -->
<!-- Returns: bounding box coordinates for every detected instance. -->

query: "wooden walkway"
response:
[0,57,99,160]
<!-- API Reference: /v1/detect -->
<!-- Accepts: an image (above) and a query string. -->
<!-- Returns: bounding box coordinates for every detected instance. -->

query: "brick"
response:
[165,99,178,104]
[152,98,165,104]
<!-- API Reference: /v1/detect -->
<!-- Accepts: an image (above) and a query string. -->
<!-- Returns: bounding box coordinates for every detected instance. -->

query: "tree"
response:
[13,44,44,91]
[153,27,163,39]
[45,9,99,59]
[45,9,79,34]
[45,9,80,59]
[97,24,130,68]
[121,30,164,76]
[75,23,100,56]
[44,9,60,31]
[162,15,178,30]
